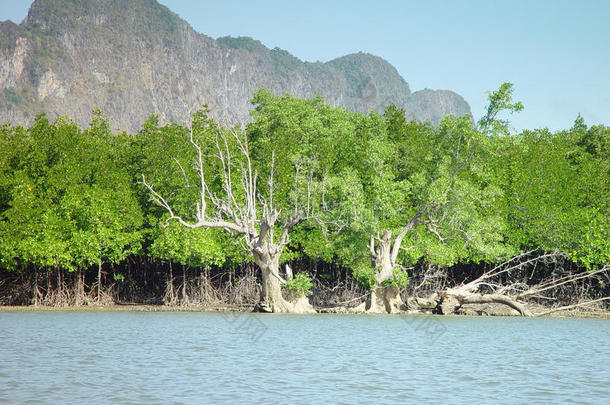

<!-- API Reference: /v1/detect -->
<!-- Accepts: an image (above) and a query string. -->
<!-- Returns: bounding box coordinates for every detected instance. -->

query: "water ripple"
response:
[0,312,608,404]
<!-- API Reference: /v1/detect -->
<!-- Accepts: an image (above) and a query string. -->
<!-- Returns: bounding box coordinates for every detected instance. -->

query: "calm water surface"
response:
[0,311,608,404]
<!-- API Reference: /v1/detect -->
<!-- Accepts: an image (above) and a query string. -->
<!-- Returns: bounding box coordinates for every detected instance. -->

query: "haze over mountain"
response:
[0,0,471,132]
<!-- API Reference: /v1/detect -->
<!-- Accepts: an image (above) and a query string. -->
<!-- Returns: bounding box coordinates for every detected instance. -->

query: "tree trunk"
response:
[366,285,403,314]
[75,269,84,306]
[57,267,62,295]
[200,270,206,303]
[32,269,39,306]
[253,250,314,314]
[258,260,287,312]
[440,288,532,316]
[182,264,188,305]
[164,261,176,305]
[57,266,66,306]
[46,271,50,303]
[97,260,102,303]
[33,271,38,306]
[363,230,404,314]
[285,264,294,281]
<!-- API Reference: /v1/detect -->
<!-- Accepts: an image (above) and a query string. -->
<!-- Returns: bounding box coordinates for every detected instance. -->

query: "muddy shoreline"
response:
[2,304,609,319]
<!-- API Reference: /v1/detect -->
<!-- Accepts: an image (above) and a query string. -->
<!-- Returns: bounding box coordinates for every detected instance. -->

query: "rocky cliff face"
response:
[0,0,471,132]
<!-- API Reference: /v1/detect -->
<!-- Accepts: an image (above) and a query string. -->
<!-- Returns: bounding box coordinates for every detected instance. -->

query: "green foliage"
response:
[217,36,269,54]
[216,37,303,70]
[0,112,143,272]
[325,53,410,99]
[125,110,244,269]
[270,47,303,70]
[500,122,610,268]
[148,222,227,267]
[478,82,524,135]
[0,86,606,297]
[248,89,362,231]
[325,54,370,94]
[382,267,410,287]
[350,260,377,290]
[572,116,610,160]
[282,273,314,297]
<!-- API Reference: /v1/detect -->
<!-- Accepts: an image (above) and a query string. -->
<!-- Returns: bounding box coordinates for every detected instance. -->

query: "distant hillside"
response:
[0,0,471,132]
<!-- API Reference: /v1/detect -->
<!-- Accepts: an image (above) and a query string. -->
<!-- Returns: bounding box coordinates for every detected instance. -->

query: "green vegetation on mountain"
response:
[0,0,470,133]
[217,36,269,54]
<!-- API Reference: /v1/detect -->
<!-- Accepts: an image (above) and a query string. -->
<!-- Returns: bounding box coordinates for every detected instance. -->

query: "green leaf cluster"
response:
[282,273,314,297]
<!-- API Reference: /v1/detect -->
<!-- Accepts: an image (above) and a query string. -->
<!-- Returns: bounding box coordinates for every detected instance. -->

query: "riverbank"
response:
[2,304,609,318]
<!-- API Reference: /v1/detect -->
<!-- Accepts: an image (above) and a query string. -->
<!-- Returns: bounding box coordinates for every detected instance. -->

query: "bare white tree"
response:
[142,125,317,313]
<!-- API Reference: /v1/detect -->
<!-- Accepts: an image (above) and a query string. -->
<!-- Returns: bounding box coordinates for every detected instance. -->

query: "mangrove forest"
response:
[0,84,608,315]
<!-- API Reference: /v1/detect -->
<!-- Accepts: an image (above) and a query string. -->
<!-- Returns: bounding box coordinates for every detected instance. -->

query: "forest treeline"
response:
[0,84,608,311]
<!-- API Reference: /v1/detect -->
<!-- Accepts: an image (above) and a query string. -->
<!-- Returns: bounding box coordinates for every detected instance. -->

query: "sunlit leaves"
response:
[149,222,226,267]
[0,112,143,272]
[1,88,607,286]
[478,82,524,135]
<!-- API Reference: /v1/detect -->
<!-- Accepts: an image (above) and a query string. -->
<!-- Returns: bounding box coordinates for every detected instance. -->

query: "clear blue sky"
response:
[2,0,609,131]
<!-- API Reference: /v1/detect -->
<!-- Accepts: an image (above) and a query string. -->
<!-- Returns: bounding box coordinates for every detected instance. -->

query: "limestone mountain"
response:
[0,0,471,132]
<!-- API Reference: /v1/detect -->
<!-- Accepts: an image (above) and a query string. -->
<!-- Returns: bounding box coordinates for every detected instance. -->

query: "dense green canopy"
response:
[0,86,607,299]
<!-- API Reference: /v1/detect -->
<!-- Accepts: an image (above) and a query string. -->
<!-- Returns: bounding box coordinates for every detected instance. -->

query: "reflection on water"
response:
[0,312,608,404]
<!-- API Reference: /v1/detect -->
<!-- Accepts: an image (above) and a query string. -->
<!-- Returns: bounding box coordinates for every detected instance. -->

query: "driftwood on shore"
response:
[403,252,609,317]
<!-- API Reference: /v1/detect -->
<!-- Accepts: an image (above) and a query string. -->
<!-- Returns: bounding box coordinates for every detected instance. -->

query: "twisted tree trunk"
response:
[366,285,403,314]
[362,230,404,314]
[142,124,319,314]
[253,249,314,314]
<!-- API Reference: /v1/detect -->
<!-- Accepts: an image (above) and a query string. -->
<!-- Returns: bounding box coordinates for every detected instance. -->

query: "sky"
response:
[1,0,609,131]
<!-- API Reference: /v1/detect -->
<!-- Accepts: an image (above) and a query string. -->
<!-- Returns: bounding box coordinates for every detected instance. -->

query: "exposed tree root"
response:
[428,257,609,317]
[440,289,532,316]
[364,286,403,314]
[253,295,315,314]
[534,297,610,317]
